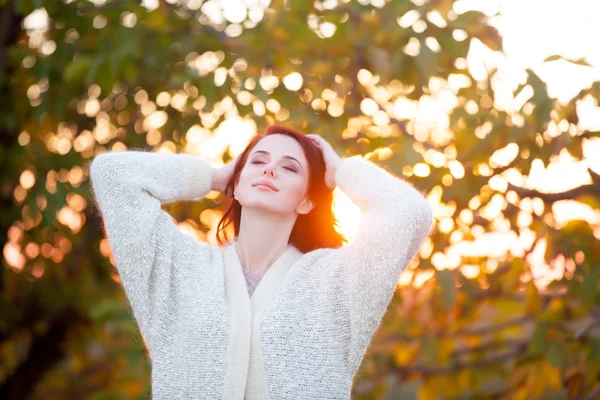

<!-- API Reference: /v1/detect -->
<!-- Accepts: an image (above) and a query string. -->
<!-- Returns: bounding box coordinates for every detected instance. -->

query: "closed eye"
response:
[251,160,297,173]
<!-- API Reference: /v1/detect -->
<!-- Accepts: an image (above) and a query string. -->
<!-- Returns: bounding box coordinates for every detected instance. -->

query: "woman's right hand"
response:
[306,134,342,189]
[211,155,240,197]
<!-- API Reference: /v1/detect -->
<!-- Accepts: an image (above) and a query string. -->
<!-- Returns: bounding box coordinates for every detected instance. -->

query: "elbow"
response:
[421,200,434,237]
[90,155,109,187]
[90,152,124,182]
[90,153,111,175]
[89,153,124,193]
[89,155,105,184]
[387,192,434,240]
[409,191,434,238]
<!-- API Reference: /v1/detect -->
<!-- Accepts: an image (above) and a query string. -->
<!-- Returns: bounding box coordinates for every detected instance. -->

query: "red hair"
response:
[215,124,346,253]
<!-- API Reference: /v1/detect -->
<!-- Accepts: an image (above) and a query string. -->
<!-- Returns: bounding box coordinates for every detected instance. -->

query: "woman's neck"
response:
[235,207,296,276]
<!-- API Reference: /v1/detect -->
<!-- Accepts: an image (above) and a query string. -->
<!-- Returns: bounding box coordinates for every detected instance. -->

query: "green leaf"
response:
[64,55,94,83]
[527,69,553,131]
[89,299,127,322]
[422,335,439,364]
[436,270,456,310]
[542,392,569,400]
[590,338,600,360]
[581,266,600,306]
[528,323,547,356]
[415,42,439,82]
[114,320,141,337]
[547,340,565,367]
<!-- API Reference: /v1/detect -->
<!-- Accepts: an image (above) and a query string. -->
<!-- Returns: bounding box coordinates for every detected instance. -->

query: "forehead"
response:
[252,134,306,162]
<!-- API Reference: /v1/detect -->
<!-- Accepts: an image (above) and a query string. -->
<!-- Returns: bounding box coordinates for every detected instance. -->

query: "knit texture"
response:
[89,149,433,399]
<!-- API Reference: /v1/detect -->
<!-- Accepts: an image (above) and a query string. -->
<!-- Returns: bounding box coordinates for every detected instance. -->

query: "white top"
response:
[89,150,433,399]
[241,267,262,297]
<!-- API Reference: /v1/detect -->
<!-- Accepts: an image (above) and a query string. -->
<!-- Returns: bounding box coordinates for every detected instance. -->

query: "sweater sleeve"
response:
[89,150,214,347]
[330,156,434,371]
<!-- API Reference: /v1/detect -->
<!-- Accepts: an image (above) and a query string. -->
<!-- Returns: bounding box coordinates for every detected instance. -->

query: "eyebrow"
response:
[251,150,304,170]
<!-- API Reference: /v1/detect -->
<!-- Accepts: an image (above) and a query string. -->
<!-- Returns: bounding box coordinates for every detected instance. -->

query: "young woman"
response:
[89,124,433,399]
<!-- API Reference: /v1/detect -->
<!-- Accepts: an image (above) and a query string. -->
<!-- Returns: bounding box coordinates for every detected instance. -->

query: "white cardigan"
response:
[89,149,433,399]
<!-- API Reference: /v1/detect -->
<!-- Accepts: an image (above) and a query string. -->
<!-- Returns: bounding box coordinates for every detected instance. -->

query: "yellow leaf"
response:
[463,334,480,347]
[539,298,565,321]
[393,342,420,366]
[525,281,542,314]
[438,337,453,363]
[526,364,545,397]
[418,378,438,400]
[431,0,454,15]
[528,360,562,397]
[495,298,525,315]
[576,193,600,209]
[502,258,525,291]
[542,360,562,390]
[457,369,471,392]
[122,381,145,397]
[513,386,529,400]
[273,27,290,40]
[146,11,166,30]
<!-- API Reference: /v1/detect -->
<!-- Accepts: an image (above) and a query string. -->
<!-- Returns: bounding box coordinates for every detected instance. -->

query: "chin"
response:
[250,202,295,215]
[241,199,278,211]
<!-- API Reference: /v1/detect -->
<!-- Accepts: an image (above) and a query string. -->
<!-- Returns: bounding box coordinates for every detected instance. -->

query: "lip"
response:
[253,180,279,192]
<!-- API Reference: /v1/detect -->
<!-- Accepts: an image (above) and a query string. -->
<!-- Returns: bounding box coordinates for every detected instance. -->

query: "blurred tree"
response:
[1,0,599,399]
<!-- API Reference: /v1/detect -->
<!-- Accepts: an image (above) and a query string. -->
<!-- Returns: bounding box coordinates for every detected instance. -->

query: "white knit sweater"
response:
[89,149,433,399]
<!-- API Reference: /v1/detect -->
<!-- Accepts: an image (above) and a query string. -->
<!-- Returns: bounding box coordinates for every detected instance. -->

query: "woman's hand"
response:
[306,134,342,189]
[211,155,240,197]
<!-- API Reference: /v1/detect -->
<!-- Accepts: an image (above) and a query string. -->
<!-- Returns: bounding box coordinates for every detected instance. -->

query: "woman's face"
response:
[234,134,314,216]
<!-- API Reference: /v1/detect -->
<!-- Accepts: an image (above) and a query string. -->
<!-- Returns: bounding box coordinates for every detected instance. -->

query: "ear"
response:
[232,177,240,198]
[296,197,315,215]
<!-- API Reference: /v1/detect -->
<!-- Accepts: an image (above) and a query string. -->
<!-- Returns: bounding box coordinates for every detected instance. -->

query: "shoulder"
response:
[292,246,349,281]
[298,246,336,265]
[171,231,222,268]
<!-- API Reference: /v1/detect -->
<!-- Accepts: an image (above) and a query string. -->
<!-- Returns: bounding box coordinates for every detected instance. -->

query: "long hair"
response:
[215,124,347,253]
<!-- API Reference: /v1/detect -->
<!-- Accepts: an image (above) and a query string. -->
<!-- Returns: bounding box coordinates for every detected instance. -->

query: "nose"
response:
[263,163,275,177]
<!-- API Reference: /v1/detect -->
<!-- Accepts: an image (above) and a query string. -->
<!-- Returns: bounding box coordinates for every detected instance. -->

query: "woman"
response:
[89,124,433,399]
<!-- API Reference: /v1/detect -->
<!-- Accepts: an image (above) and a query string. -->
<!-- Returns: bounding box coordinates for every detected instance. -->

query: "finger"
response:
[309,138,325,149]
[308,139,322,149]
[325,174,336,189]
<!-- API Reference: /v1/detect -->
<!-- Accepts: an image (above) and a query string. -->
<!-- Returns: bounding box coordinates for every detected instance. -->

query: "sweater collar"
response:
[224,241,304,306]
[221,242,304,398]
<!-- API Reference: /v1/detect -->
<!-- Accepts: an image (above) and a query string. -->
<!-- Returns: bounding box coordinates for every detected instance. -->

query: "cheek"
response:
[284,177,309,202]
[236,169,254,189]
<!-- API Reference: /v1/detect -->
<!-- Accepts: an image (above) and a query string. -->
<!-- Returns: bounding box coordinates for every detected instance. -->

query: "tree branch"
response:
[395,342,527,376]
[507,168,600,203]
[377,315,533,346]
[450,338,526,358]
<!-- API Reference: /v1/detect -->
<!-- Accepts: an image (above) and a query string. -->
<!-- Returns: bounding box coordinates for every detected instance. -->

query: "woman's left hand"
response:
[306,134,342,189]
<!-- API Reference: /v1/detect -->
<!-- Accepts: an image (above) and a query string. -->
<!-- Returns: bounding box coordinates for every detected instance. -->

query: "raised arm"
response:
[89,150,214,347]
[332,156,433,370]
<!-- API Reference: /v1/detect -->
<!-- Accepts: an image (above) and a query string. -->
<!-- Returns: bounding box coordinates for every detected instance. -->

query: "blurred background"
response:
[1,0,600,398]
